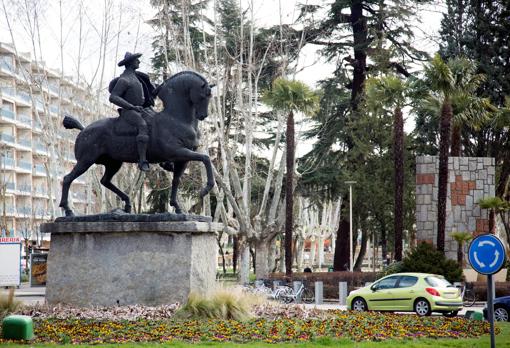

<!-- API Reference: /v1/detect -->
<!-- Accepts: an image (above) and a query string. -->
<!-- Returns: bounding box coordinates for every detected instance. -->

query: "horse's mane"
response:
[153,70,207,97]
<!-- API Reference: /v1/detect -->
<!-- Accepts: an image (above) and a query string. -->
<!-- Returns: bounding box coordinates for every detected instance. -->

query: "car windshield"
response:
[425,276,452,288]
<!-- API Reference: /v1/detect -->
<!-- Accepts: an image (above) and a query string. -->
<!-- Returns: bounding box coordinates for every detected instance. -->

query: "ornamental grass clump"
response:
[0,288,22,321]
[176,288,261,321]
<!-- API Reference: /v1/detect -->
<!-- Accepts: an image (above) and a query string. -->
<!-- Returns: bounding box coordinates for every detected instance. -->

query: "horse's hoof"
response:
[124,204,132,214]
[65,210,75,217]
[175,208,182,214]
[199,188,208,198]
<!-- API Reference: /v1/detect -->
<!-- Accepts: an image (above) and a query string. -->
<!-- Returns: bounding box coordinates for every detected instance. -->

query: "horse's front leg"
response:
[170,148,215,199]
[167,161,187,214]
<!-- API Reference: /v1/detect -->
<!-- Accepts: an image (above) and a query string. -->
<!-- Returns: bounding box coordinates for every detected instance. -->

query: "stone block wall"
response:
[415,156,495,260]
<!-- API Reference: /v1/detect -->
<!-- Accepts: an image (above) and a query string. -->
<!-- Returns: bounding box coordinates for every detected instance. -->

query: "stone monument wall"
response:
[415,156,495,260]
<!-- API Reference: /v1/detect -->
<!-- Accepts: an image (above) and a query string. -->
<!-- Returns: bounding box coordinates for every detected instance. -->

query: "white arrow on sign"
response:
[473,251,486,268]
[489,250,500,268]
[479,240,496,247]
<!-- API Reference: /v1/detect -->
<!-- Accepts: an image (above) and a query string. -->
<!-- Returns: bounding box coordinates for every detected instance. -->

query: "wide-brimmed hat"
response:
[118,52,142,67]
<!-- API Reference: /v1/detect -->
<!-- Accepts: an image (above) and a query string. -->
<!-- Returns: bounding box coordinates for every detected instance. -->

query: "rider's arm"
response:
[109,78,141,111]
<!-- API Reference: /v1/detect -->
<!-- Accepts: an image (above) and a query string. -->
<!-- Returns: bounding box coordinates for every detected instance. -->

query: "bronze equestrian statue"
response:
[58,70,214,216]
[109,52,155,171]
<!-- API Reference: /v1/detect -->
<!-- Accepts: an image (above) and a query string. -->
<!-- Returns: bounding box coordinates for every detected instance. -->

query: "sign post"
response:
[468,234,506,348]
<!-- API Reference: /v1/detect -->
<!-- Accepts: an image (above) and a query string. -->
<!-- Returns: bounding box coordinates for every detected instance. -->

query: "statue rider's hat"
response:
[118,52,142,67]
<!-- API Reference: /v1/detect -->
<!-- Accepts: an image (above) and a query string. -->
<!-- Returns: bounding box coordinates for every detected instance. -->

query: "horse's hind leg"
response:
[168,161,187,214]
[59,160,94,216]
[100,161,131,213]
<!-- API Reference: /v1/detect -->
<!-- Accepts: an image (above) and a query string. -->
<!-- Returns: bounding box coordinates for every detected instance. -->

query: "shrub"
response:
[400,242,463,283]
[175,288,261,321]
[377,261,404,278]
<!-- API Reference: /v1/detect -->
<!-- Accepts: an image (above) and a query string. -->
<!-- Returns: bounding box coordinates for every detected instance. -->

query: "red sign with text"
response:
[0,237,22,243]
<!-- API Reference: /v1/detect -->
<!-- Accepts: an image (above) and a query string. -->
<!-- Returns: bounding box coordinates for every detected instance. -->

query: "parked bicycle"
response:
[279,283,315,304]
[458,283,476,307]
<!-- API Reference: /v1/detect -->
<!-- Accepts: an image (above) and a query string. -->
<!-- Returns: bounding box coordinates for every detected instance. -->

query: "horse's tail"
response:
[63,115,84,131]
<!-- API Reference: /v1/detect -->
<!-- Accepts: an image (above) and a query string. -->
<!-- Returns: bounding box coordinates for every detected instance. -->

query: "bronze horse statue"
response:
[59,71,214,216]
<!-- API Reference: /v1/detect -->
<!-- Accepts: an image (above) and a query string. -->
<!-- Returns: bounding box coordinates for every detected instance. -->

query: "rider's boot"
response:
[136,133,150,171]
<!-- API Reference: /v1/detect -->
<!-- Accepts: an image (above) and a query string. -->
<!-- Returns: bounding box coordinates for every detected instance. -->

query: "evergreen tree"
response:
[298,0,431,269]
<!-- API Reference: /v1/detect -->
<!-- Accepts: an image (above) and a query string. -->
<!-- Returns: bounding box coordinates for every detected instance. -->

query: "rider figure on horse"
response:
[109,52,155,172]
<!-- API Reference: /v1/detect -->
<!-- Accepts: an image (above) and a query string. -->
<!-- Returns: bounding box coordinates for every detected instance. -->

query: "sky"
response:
[0,0,444,89]
[0,0,445,154]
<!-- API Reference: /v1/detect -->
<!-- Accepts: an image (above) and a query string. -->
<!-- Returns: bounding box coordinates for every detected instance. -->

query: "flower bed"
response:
[0,311,494,344]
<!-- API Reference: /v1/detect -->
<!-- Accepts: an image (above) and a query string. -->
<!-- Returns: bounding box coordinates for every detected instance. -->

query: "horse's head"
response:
[190,81,213,120]
[153,71,213,121]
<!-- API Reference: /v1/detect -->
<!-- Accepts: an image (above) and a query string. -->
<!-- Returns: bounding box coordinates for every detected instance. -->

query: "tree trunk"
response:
[450,124,462,156]
[393,106,404,261]
[232,235,239,274]
[380,217,388,263]
[437,99,453,253]
[349,0,368,110]
[239,241,250,284]
[457,242,463,267]
[333,202,350,271]
[354,228,368,271]
[310,238,316,267]
[255,239,269,279]
[285,111,295,275]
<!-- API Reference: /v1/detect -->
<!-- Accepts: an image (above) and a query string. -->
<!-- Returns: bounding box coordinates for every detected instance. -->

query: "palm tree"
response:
[446,58,490,156]
[423,54,457,253]
[450,231,473,267]
[263,78,319,275]
[424,55,490,253]
[365,75,407,261]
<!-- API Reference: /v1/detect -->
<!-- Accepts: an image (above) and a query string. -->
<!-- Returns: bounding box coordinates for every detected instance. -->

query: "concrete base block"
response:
[41,219,222,307]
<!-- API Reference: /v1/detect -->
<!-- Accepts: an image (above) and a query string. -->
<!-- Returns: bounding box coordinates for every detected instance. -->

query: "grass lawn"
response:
[1,322,509,347]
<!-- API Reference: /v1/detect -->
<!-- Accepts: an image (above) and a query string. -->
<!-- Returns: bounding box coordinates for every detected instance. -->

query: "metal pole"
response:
[487,274,495,348]
[349,184,353,272]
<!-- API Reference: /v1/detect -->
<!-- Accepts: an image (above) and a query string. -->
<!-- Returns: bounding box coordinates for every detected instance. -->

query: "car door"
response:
[367,275,399,310]
[391,275,419,311]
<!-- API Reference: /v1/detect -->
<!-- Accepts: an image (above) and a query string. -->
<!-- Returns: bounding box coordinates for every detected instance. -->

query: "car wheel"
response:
[351,297,368,311]
[414,298,431,316]
[442,310,459,318]
[494,306,509,322]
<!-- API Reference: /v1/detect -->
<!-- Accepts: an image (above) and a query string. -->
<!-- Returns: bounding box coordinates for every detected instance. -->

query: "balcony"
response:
[0,58,14,75]
[49,104,59,115]
[0,87,16,99]
[34,163,46,175]
[0,133,15,144]
[1,157,14,167]
[34,186,48,196]
[4,182,15,190]
[17,138,32,148]
[1,108,15,120]
[17,183,31,194]
[2,206,16,216]
[17,114,32,126]
[17,206,32,216]
[34,142,47,154]
[17,160,32,171]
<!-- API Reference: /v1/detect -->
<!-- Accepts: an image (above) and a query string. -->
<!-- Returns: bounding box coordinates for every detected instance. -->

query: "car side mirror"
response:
[371,285,378,292]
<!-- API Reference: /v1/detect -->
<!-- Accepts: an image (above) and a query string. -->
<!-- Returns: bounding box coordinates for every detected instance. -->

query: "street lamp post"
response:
[345,181,357,272]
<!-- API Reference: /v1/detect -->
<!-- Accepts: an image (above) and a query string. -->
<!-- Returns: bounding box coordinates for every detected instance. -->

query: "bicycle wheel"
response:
[301,288,315,304]
[463,290,476,307]
[276,286,294,303]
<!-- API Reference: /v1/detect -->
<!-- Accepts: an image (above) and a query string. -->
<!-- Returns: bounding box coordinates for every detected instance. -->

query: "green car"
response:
[346,272,463,317]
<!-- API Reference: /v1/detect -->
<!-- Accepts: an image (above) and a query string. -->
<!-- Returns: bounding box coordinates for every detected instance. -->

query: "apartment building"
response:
[0,42,110,240]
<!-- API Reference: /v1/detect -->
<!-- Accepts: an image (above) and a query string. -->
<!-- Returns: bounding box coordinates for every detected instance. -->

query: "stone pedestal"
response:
[41,215,222,307]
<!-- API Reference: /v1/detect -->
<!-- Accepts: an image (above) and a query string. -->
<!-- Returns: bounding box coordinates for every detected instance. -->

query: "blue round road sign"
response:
[468,234,506,275]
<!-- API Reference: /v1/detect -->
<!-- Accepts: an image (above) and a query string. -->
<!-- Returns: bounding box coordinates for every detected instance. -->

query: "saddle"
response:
[112,108,156,136]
